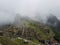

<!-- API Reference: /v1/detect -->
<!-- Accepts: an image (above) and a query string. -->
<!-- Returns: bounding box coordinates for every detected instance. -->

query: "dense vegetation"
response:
[46,15,60,42]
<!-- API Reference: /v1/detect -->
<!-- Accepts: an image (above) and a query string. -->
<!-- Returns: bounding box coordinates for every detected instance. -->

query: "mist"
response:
[0,0,60,25]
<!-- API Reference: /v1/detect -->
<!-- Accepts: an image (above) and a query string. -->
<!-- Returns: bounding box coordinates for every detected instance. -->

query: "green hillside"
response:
[0,18,55,45]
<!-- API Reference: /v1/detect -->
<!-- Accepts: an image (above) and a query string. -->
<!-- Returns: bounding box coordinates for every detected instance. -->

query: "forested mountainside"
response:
[46,15,60,42]
[0,17,57,45]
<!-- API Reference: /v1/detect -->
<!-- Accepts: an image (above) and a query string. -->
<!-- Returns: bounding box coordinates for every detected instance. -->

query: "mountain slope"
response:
[0,17,55,45]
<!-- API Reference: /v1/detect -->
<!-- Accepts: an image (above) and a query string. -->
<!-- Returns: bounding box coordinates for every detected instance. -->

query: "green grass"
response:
[0,37,39,45]
[0,37,18,45]
[0,19,54,45]
[15,37,39,45]
[22,20,54,42]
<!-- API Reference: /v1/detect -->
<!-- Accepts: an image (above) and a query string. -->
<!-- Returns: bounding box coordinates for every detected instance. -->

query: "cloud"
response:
[16,0,60,18]
[0,0,60,24]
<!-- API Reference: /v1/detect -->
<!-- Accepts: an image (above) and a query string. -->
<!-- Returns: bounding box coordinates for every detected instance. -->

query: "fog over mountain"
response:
[0,0,60,25]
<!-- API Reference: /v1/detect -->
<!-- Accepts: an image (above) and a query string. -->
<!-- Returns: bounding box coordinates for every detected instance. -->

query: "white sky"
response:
[0,0,60,24]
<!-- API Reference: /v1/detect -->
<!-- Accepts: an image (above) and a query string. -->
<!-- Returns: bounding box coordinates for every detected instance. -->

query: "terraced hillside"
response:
[0,18,55,45]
